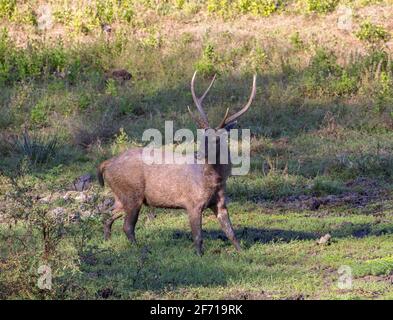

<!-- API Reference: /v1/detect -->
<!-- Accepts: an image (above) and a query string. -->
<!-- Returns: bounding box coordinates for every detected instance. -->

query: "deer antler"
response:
[217,74,257,129]
[189,71,216,128]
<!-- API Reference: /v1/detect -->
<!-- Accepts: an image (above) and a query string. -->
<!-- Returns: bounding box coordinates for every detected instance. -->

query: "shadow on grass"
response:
[170,221,393,247]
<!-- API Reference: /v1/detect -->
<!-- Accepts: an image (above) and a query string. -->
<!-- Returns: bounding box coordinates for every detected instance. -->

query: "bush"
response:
[303,48,342,94]
[195,43,219,76]
[310,176,346,196]
[356,21,391,46]
[0,0,16,19]
[30,101,51,126]
[14,130,58,165]
[305,0,338,13]
[207,0,281,17]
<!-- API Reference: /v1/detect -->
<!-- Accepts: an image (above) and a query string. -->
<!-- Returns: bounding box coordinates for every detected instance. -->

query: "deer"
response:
[97,71,257,255]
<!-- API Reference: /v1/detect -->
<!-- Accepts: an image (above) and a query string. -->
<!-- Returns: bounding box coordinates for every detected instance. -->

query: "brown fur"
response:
[98,141,240,255]
[98,72,256,255]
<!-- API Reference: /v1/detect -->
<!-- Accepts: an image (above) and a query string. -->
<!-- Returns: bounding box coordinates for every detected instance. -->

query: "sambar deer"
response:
[97,71,257,255]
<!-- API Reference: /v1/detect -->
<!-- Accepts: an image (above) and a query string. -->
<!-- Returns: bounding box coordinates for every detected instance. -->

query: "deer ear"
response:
[224,121,237,131]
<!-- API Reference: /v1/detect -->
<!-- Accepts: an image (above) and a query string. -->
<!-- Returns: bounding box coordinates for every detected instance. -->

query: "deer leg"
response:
[104,212,123,240]
[104,196,124,240]
[211,204,241,251]
[123,204,141,244]
[187,209,203,256]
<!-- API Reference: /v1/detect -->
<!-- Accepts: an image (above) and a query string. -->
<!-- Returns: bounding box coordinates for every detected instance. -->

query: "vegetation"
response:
[1,0,393,300]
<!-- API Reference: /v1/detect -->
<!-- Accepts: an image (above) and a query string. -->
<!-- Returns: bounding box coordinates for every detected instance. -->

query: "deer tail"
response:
[97,160,109,187]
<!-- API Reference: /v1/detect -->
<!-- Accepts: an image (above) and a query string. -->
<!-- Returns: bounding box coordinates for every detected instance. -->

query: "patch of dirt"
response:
[358,274,393,285]
[275,178,387,211]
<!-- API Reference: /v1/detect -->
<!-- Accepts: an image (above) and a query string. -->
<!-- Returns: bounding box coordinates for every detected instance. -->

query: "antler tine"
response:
[216,107,229,130]
[221,74,257,126]
[190,71,216,128]
[200,73,216,102]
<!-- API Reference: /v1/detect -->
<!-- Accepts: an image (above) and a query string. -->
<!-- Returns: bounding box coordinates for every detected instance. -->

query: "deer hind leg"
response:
[104,212,123,240]
[123,201,142,244]
[104,196,124,240]
[211,203,241,251]
[187,208,204,256]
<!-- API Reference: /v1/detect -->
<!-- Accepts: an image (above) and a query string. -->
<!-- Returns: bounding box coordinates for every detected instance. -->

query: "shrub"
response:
[111,127,130,155]
[310,176,346,196]
[30,101,51,126]
[195,43,219,76]
[303,48,342,94]
[289,31,305,51]
[356,21,391,46]
[374,71,393,121]
[14,130,58,165]
[331,71,358,96]
[0,0,16,19]
[208,0,281,17]
[305,0,338,13]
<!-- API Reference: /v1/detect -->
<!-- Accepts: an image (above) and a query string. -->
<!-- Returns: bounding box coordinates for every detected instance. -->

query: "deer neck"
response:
[202,162,231,190]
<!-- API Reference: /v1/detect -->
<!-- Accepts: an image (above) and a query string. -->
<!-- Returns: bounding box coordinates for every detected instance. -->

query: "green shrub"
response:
[0,0,16,19]
[310,176,346,196]
[331,71,358,96]
[208,0,280,17]
[195,43,219,76]
[303,48,342,94]
[356,21,391,45]
[14,130,58,165]
[374,71,393,118]
[105,79,118,96]
[305,0,338,13]
[30,101,51,126]
[248,0,280,16]
[289,31,305,51]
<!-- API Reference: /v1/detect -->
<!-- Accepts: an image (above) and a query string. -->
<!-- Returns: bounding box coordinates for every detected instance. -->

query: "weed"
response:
[305,0,339,13]
[14,130,58,165]
[356,21,391,46]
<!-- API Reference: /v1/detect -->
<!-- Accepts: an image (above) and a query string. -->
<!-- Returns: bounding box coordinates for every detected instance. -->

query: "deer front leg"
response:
[187,208,203,256]
[211,203,241,252]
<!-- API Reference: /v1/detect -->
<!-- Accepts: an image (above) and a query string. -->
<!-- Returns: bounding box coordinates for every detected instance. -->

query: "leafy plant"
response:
[195,43,219,76]
[0,0,16,19]
[356,21,391,46]
[14,130,58,165]
[289,31,305,51]
[111,127,130,155]
[305,0,338,13]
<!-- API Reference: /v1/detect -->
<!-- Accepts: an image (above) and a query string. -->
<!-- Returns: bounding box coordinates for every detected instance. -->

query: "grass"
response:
[1,0,393,300]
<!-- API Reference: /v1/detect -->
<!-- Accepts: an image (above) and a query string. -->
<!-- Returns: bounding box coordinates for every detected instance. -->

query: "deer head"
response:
[188,71,257,164]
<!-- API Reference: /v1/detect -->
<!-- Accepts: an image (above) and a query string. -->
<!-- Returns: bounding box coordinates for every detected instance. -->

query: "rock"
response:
[316,233,331,245]
[72,174,93,191]
[309,198,321,211]
[75,192,95,203]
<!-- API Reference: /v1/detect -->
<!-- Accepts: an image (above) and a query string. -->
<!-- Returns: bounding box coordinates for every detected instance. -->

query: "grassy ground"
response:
[1,1,393,299]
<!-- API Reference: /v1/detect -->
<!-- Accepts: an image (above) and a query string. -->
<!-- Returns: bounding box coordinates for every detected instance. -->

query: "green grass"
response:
[2,193,393,299]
